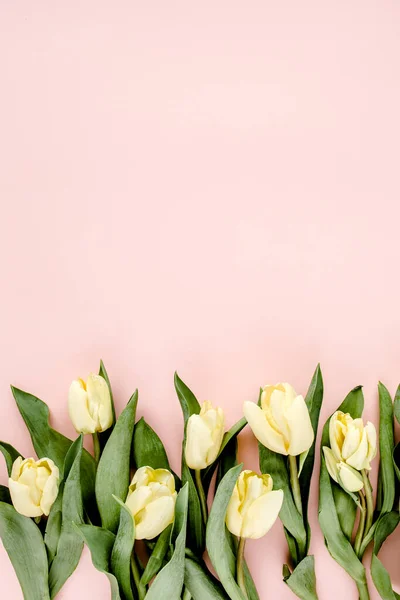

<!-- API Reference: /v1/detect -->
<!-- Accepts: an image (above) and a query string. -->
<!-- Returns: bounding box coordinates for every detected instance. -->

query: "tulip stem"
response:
[236,537,248,599]
[131,553,146,600]
[92,432,101,464]
[354,491,366,558]
[195,469,208,526]
[361,470,374,541]
[288,455,303,516]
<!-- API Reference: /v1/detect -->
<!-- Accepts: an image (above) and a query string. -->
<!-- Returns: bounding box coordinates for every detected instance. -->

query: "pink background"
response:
[1,1,400,598]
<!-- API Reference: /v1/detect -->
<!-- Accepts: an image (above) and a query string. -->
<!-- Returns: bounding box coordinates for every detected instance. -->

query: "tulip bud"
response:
[125,466,177,540]
[226,470,283,539]
[185,402,225,470]
[243,383,314,456]
[9,457,59,518]
[323,447,364,492]
[68,374,113,434]
[329,411,376,471]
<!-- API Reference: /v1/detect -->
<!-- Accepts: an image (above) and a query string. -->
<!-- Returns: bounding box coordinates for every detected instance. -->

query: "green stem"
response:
[236,537,248,599]
[356,578,370,600]
[362,470,374,540]
[195,469,208,526]
[289,455,303,516]
[354,491,366,558]
[131,553,146,600]
[92,432,101,464]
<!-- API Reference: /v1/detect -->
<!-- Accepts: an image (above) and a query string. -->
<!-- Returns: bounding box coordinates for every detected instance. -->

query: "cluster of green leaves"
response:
[259,364,323,600]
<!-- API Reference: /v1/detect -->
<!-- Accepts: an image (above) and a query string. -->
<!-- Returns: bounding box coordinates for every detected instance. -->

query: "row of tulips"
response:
[0,362,399,600]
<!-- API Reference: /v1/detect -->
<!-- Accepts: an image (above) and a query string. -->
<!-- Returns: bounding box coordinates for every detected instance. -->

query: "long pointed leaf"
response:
[133,417,170,470]
[111,497,135,600]
[0,442,23,476]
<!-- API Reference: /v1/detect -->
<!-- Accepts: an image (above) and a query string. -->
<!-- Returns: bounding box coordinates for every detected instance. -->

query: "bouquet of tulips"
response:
[0,361,398,600]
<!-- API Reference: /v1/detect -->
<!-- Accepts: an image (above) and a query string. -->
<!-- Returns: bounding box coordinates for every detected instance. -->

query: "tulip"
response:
[328,411,376,471]
[9,456,59,518]
[226,470,284,539]
[125,466,177,540]
[185,402,225,470]
[68,374,113,435]
[243,383,314,456]
[323,447,364,492]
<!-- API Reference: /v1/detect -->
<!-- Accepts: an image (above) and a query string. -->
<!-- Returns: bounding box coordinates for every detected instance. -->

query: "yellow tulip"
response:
[9,457,59,517]
[226,470,283,539]
[185,402,225,470]
[243,383,314,456]
[68,373,113,434]
[328,411,376,471]
[125,466,177,540]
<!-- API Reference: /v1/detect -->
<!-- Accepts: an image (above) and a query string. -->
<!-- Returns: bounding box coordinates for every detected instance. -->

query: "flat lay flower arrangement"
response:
[0,363,399,600]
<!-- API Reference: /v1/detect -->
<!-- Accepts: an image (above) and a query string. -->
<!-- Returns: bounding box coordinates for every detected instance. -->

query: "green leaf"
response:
[96,390,138,532]
[145,483,189,600]
[393,384,400,425]
[284,555,318,600]
[184,558,229,599]
[377,383,395,514]
[371,512,400,600]
[0,501,50,600]
[332,484,357,541]
[318,386,368,592]
[0,485,11,504]
[133,417,170,470]
[110,497,135,600]
[0,441,23,476]
[242,561,260,600]
[299,364,324,551]
[11,386,96,506]
[48,436,84,598]
[98,360,116,449]
[174,372,201,424]
[206,464,247,600]
[393,443,400,483]
[76,524,121,599]
[141,524,172,586]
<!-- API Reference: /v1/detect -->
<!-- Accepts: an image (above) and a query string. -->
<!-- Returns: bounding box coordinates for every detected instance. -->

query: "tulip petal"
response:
[86,374,113,432]
[241,489,283,539]
[243,402,287,455]
[68,380,97,434]
[185,414,214,469]
[346,428,368,470]
[337,463,364,493]
[285,395,314,456]
[322,447,339,483]
[225,484,243,537]
[8,478,43,518]
[135,495,175,540]
[329,412,344,461]
[341,424,362,461]
[126,486,153,516]
[365,421,377,465]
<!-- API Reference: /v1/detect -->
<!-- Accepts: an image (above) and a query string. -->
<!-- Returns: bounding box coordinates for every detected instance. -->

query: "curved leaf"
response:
[284,555,318,600]
[0,501,50,600]
[371,512,400,600]
[141,524,172,586]
[76,524,121,600]
[133,417,170,470]
[377,383,395,514]
[48,436,84,598]
[145,483,189,600]
[393,384,400,425]
[174,372,201,424]
[184,558,229,599]
[98,360,117,449]
[206,464,246,600]
[96,391,138,532]
[110,497,135,600]
[0,441,23,476]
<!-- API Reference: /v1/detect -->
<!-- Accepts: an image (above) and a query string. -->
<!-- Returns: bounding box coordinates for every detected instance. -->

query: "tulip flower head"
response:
[185,401,225,470]
[125,466,177,540]
[9,457,60,518]
[243,383,314,456]
[68,373,113,434]
[226,470,283,539]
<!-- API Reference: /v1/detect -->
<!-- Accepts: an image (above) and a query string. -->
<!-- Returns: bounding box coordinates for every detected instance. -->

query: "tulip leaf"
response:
[110,497,135,600]
[75,524,121,600]
[0,485,11,504]
[371,511,400,600]
[133,417,170,470]
[145,483,189,600]
[184,558,229,599]
[98,360,117,449]
[11,386,96,505]
[141,524,172,586]
[394,384,400,425]
[318,386,369,595]
[0,441,23,476]
[48,436,84,598]
[0,501,50,600]
[393,443,400,483]
[284,555,318,600]
[332,483,357,541]
[243,561,260,600]
[376,383,395,514]
[96,390,138,532]
[206,464,247,600]
[174,372,201,424]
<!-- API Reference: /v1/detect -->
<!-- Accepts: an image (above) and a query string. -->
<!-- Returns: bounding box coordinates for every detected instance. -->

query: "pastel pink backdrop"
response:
[1,1,400,598]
